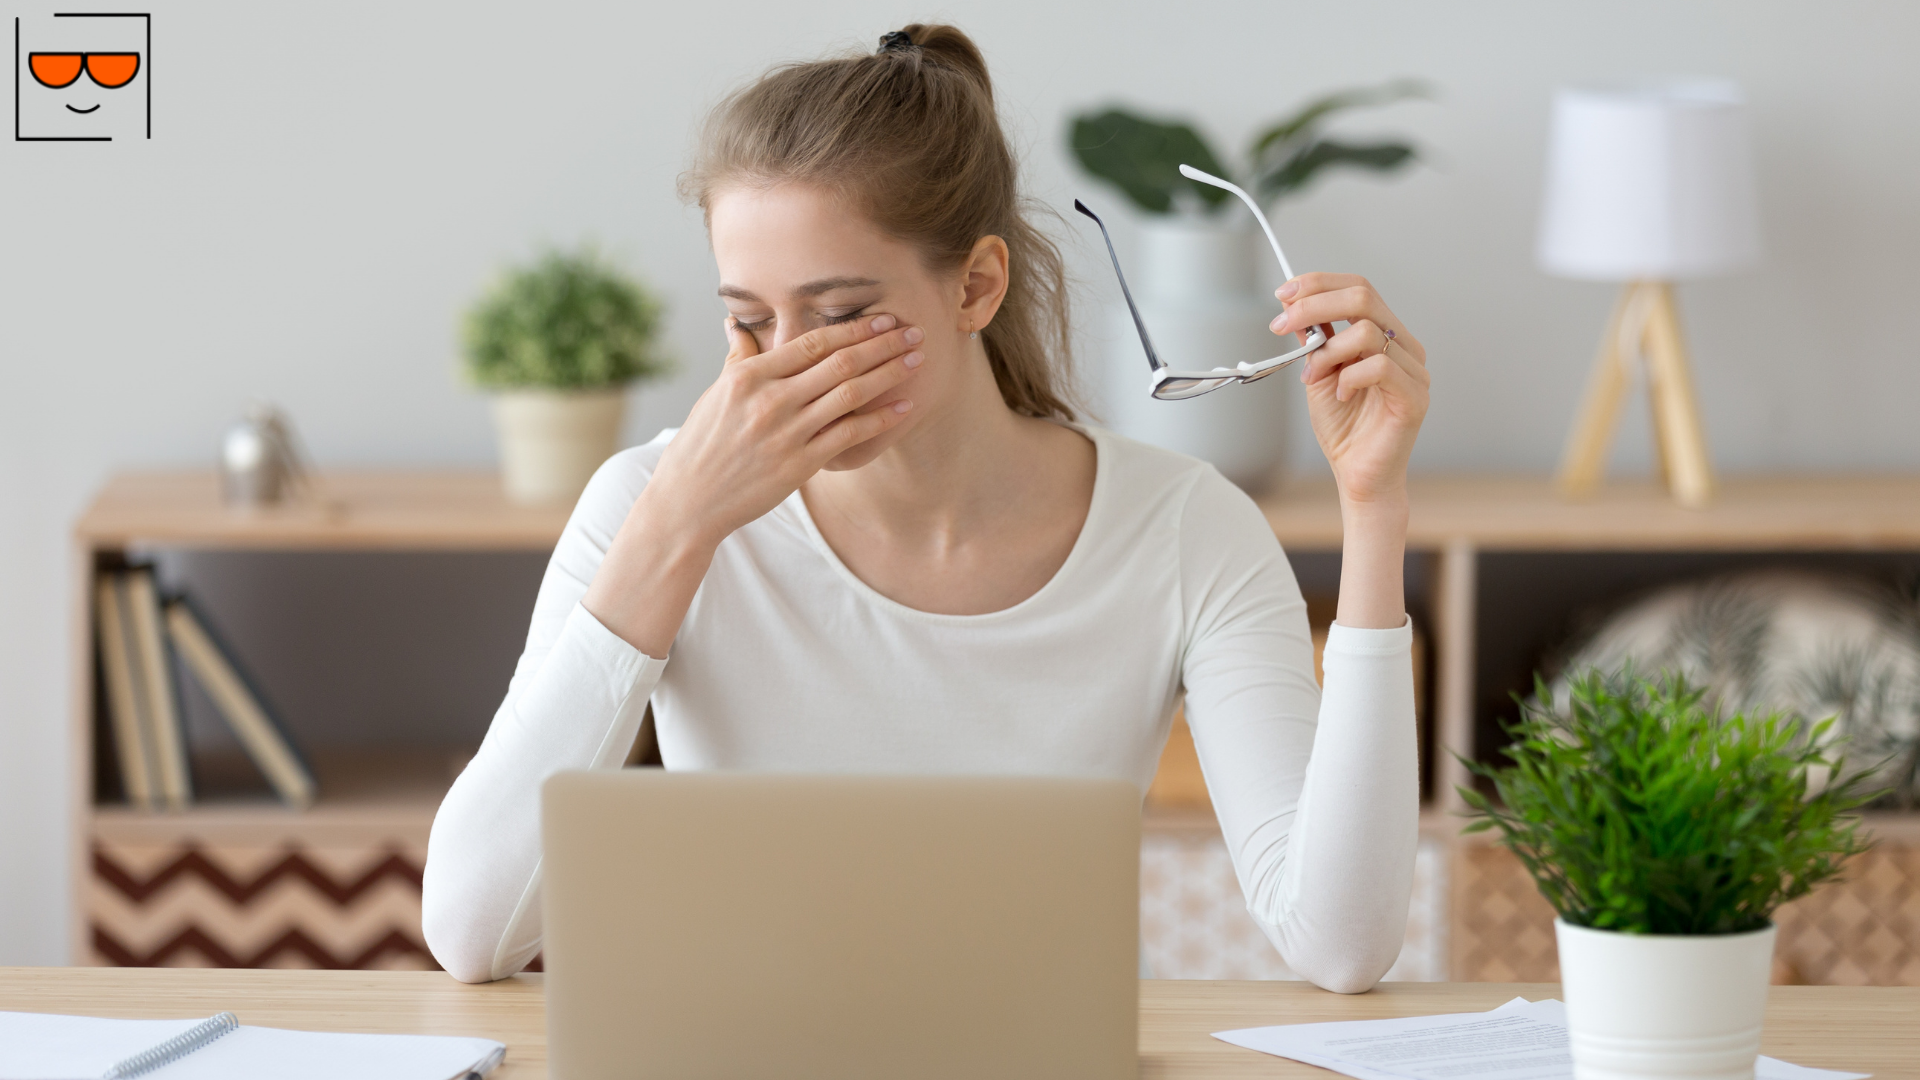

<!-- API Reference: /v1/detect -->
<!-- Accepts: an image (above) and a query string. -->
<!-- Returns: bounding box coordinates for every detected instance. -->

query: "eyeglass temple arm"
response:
[1072,200,1166,375]
[1176,165,1299,284]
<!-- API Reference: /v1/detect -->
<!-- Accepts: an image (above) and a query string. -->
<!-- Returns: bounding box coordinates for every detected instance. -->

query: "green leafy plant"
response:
[1461,670,1880,936]
[1068,80,1426,216]
[463,249,670,390]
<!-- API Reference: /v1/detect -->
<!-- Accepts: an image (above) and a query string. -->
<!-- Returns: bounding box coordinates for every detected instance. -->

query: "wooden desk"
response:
[2,969,1913,1079]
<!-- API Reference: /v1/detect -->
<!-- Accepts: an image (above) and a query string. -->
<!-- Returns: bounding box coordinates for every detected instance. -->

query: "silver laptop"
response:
[541,771,1140,1080]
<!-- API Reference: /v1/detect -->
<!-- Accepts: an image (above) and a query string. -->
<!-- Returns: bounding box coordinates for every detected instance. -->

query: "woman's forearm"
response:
[425,605,667,982]
[581,487,721,658]
[1335,491,1409,630]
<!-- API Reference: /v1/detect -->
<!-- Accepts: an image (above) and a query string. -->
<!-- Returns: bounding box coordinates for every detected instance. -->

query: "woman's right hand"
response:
[582,313,923,656]
[645,313,924,544]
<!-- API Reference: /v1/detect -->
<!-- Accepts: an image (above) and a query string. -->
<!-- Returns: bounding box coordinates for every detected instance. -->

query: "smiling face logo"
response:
[14,13,151,141]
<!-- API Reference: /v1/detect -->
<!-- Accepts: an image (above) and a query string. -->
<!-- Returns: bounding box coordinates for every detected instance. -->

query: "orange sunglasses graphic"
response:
[29,51,140,90]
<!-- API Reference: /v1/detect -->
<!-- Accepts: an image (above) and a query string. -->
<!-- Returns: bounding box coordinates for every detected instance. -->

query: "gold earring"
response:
[968,319,978,340]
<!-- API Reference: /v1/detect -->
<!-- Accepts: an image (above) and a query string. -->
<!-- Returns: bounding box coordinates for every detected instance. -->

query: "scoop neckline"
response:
[787,421,1107,625]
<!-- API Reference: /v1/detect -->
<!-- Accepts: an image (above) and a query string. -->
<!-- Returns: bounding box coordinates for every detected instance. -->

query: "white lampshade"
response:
[1537,79,1761,281]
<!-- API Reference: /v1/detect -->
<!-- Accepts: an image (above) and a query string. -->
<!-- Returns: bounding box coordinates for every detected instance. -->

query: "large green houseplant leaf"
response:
[1068,80,1427,217]
[1246,79,1425,202]
[1068,110,1233,215]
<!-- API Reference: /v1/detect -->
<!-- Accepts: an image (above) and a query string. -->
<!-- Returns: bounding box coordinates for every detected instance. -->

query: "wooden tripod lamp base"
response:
[1555,280,1716,508]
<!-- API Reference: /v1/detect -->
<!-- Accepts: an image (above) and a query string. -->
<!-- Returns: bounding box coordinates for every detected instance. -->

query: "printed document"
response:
[1213,997,1869,1080]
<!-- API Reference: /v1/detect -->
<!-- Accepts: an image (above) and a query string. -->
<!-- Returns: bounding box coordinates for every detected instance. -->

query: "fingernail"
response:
[1277,279,1300,300]
[903,351,924,369]
[1269,313,1288,333]
[892,400,913,414]
[871,314,897,332]
[902,326,924,345]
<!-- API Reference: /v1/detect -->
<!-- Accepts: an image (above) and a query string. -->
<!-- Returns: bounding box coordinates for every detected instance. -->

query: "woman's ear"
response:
[957,235,1010,335]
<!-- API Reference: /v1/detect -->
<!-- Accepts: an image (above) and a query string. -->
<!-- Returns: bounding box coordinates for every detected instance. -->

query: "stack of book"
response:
[95,567,317,810]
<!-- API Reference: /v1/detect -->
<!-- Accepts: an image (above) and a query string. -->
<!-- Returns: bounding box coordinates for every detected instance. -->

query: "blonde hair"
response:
[682,24,1076,420]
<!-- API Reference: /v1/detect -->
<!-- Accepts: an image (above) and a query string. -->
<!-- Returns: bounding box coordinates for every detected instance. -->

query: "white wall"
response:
[4,0,1917,963]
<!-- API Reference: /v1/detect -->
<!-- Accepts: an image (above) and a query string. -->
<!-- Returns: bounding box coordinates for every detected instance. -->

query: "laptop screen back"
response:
[542,771,1140,1080]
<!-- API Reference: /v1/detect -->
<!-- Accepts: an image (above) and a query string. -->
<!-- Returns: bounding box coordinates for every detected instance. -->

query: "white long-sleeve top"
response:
[423,424,1418,992]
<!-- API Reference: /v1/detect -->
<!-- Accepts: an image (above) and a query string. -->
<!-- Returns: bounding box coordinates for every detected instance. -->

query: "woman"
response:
[423,24,1430,994]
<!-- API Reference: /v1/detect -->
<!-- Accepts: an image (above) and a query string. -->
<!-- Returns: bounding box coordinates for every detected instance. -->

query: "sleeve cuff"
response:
[565,601,669,682]
[1324,616,1414,656]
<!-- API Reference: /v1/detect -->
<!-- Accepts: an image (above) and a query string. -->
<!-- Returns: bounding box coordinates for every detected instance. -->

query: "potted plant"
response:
[1067,83,1423,487]
[1463,671,1879,1080]
[463,248,670,504]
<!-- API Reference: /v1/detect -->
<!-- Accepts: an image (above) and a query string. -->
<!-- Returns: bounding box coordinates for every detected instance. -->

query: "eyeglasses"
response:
[29,52,141,90]
[1076,164,1325,400]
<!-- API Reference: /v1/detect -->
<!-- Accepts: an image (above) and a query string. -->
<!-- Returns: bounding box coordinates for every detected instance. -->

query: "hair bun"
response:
[877,29,915,52]
[893,23,992,97]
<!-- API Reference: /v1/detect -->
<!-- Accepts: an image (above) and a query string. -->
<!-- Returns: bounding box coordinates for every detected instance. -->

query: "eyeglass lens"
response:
[1153,377,1238,400]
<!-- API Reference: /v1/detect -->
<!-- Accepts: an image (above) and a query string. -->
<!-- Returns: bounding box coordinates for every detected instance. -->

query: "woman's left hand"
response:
[1269,273,1430,506]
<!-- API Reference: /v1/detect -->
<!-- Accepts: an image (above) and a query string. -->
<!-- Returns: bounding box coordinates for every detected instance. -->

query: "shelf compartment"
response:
[91,748,462,848]
[86,749,462,970]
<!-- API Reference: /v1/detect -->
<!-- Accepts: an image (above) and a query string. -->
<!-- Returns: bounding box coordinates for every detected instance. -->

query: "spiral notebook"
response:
[0,1010,504,1080]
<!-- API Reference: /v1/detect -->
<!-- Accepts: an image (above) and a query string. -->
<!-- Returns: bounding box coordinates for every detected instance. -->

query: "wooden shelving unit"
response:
[1254,473,1920,814]
[1251,473,1920,984]
[71,470,1920,981]
[70,473,568,969]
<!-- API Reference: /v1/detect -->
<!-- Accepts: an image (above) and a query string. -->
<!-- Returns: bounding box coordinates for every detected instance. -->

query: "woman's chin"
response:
[821,419,913,472]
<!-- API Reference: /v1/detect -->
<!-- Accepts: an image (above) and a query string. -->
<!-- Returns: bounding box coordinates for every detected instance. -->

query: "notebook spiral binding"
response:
[103,1011,239,1079]
[463,1044,507,1079]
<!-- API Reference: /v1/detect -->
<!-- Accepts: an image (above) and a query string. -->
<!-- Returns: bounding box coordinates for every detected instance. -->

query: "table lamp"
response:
[1538,79,1760,507]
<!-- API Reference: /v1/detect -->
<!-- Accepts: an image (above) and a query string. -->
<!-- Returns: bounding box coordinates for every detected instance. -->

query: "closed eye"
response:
[732,307,871,334]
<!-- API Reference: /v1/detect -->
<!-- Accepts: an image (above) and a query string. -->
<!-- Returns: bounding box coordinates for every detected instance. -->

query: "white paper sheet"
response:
[1213,997,1870,1080]
[0,1012,209,1078]
[0,1011,503,1080]
[153,1024,504,1080]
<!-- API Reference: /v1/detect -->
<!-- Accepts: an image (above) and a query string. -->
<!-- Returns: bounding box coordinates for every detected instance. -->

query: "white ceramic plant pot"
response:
[1557,919,1776,1080]
[1098,215,1292,490]
[490,387,626,505]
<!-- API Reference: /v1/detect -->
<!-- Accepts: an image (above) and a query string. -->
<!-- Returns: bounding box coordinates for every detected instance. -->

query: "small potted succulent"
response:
[1463,671,1878,1080]
[463,248,670,504]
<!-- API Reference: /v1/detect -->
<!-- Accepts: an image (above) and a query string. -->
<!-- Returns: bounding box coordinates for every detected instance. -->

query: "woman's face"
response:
[708,182,970,470]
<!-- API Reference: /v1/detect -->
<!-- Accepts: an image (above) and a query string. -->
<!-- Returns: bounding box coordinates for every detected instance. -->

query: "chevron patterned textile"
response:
[90,840,438,971]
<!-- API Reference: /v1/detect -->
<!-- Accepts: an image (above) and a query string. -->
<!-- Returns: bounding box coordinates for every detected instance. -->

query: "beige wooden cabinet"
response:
[71,472,1920,979]
[1168,474,1920,983]
[71,473,570,968]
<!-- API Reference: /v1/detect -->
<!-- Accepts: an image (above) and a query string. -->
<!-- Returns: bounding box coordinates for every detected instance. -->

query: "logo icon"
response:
[14,12,150,141]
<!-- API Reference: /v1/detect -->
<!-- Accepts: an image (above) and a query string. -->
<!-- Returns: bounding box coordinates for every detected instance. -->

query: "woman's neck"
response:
[800,346,1095,614]
[807,355,1040,544]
